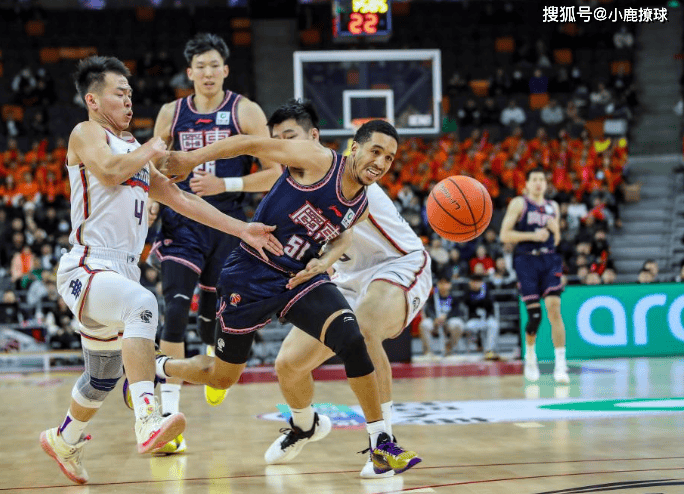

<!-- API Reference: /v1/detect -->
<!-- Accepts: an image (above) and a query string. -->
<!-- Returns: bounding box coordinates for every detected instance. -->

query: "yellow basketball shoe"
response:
[204,346,228,406]
[152,428,187,455]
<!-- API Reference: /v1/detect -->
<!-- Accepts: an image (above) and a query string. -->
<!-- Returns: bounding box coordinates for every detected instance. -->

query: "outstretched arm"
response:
[71,122,167,186]
[160,135,331,181]
[148,166,283,259]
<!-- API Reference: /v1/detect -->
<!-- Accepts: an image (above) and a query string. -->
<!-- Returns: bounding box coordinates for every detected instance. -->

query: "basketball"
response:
[426,176,493,243]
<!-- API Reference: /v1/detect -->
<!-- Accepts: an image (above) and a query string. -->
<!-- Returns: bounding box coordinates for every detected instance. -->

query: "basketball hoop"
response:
[350,117,386,131]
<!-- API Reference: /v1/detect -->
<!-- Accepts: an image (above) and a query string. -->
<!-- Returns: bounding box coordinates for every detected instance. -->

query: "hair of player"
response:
[526,166,546,181]
[353,120,399,146]
[184,33,230,66]
[267,98,320,132]
[73,56,131,103]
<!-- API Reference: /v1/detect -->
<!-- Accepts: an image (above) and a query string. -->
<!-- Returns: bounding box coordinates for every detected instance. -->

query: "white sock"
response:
[526,344,537,362]
[554,347,567,368]
[366,419,388,449]
[129,381,155,420]
[381,401,393,438]
[160,383,181,415]
[290,406,315,431]
[59,410,88,445]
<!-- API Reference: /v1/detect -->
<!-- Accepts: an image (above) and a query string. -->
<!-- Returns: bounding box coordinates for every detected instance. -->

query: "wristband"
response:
[223,177,244,192]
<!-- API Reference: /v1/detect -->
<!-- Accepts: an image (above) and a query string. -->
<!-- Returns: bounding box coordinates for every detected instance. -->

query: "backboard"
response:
[293,49,442,137]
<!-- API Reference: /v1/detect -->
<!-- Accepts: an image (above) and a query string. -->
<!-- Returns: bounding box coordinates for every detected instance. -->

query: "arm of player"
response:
[148,166,283,260]
[236,98,283,193]
[499,197,550,244]
[160,135,330,181]
[286,228,354,290]
[71,122,168,186]
[548,201,561,247]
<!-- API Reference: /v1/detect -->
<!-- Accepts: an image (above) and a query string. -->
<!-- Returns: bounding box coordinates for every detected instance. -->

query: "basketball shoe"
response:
[553,364,570,384]
[204,346,228,406]
[264,413,332,464]
[152,426,187,455]
[39,427,90,484]
[369,432,422,475]
[524,358,540,382]
[135,395,186,454]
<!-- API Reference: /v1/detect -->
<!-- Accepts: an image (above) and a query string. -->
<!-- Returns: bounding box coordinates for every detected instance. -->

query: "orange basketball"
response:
[426,176,493,243]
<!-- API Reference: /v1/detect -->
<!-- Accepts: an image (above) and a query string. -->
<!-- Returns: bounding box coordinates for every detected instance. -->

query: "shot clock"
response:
[332,0,392,40]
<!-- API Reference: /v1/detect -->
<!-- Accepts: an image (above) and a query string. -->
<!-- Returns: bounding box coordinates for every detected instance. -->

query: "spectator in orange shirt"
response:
[469,244,495,275]
[0,175,21,207]
[52,137,67,165]
[16,171,40,204]
[42,170,68,207]
[11,244,35,289]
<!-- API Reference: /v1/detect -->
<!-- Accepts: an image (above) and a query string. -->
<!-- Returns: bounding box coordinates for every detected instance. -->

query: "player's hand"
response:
[147,200,160,227]
[240,223,283,261]
[190,170,225,197]
[287,258,326,290]
[144,137,169,162]
[160,151,197,182]
[532,228,550,242]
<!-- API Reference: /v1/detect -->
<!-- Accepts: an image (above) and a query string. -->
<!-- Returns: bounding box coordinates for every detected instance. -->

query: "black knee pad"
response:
[197,288,217,346]
[323,312,375,378]
[160,262,199,343]
[525,304,542,336]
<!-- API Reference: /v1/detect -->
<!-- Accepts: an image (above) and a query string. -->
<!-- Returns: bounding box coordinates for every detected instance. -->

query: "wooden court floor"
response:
[2,357,684,493]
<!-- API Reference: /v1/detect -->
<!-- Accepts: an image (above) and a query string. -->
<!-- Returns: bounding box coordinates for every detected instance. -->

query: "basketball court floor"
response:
[2,357,684,493]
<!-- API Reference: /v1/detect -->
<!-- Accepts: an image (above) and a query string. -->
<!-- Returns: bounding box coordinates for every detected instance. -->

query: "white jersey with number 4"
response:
[67,128,150,255]
[334,183,425,275]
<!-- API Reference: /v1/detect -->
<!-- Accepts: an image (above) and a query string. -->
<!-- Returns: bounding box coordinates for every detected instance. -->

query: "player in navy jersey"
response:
[157,118,421,475]
[147,34,281,443]
[500,167,569,384]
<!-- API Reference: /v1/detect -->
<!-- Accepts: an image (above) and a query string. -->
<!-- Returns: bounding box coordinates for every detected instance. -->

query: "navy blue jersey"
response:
[514,196,556,255]
[171,91,252,210]
[241,150,368,274]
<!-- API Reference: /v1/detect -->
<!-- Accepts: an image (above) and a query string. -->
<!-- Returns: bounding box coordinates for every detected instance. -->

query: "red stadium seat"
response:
[233,31,252,47]
[25,20,45,36]
[529,93,549,110]
[553,49,573,65]
[495,37,515,53]
[300,29,321,46]
[469,79,490,97]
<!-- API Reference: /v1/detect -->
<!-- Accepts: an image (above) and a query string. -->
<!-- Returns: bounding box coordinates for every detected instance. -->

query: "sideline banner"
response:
[519,283,684,360]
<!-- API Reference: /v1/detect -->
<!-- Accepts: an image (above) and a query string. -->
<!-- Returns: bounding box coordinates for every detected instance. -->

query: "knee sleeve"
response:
[323,312,374,378]
[121,288,158,341]
[160,262,198,343]
[72,348,123,408]
[525,305,542,336]
[197,287,218,346]
[161,293,191,343]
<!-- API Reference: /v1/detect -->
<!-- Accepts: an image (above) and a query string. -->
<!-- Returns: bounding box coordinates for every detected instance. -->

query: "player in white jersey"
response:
[39,56,282,485]
[261,101,431,477]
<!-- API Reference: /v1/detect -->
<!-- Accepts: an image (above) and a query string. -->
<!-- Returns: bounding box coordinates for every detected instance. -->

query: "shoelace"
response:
[278,426,307,448]
[376,440,404,456]
[63,435,91,461]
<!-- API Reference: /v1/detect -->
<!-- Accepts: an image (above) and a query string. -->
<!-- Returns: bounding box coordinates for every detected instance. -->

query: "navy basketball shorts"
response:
[513,253,564,303]
[153,206,246,286]
[214,248,331,365]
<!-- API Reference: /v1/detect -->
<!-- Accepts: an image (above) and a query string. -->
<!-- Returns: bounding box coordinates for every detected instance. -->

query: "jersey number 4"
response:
[284,234,311,261]
[134,199,145,226]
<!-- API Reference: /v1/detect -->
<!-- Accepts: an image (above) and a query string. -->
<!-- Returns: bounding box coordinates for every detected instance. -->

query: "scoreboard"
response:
[332,0,392,40]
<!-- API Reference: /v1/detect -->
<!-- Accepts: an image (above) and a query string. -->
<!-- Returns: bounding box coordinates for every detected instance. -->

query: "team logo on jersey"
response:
[217,338,225,351]
[230,293,241,306]
[412,297,421,311]
[328,205,343,218]
[216,111,231,125]
[140,310,153,324]
[69,280,82,298]
[341,208,356,228]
